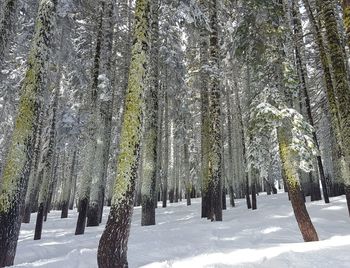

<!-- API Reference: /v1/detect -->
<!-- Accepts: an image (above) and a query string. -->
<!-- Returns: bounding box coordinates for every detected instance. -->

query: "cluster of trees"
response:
[0,0,350,267]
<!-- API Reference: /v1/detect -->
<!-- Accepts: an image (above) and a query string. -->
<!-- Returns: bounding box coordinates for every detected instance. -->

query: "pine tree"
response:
[317,0,350,214]
[206,0,223,221]
[141,0,160,226]
[97,0,150,266]
[0,0,57,265]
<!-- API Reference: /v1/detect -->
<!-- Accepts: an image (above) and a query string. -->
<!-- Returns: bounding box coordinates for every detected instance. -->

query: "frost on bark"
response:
[302,0,346,198]
[206,0,222,221]
[87,0,115,227]
[75,1,105,235]
[0,0,18,68]
[22,106,44,223]
[141,0,159,226]
[317,0,350,212]
[97,0,150,266]
[199,0,211,219]
[224,85,235,207]
[277,118,319,242]
[61,150,77,218]
[34,88,58,240]
[292,0,329,203]
[0,0,56,265]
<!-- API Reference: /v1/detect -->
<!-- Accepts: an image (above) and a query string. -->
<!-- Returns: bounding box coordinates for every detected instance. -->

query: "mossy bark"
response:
[292,0,329,203]
[278,121,319,242]
[0,0,57,265]
[97,0,150,266]
[317,0,350,211]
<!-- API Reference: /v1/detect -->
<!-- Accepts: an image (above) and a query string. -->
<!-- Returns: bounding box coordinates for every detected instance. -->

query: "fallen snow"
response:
[14,193,350,267]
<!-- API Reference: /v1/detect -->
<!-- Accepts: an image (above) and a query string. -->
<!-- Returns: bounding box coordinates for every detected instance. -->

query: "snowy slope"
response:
[14,193,350,268]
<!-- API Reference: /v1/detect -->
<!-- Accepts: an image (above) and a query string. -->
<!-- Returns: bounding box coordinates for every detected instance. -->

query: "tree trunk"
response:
[0,0,57,264]
[0,0,18,68]
[292,0,329,203]
[316,0,350,210]
[199,0,210,219]
[162,91,169,208]
[278,121,319,242]
[61,150,77,218]
[76,1,105,233]
[206,0,222,222]
[97,0,150,266]
[34,87,59,240]
[141,0,159,226]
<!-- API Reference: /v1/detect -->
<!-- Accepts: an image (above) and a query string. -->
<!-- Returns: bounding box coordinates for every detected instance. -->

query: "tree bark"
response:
[0,0,57,264]
[278,120,319,242]
[97,0,150,266]
[141,0,159,226]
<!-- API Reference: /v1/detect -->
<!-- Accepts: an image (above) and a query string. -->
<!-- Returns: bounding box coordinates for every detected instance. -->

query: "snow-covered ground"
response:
[14,192,350,268]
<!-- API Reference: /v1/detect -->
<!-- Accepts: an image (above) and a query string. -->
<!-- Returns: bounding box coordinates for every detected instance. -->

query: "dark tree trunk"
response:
[162,189,167,208]
[0,203,23,267]
[346,185,350,217]
[201,193,210,218]
[222,187,226,210]
[99,189,105,223]
[98,201,132,268]
[75,197,89,235]
[186,188,191,206]
[141,198,155,226]
[245,176,252,209]
[61,201,69,219]
[87,202,100,226]
[229,185,235,207]
[34,203,45,240]
[251,181,257,210]
[169,189,174,203]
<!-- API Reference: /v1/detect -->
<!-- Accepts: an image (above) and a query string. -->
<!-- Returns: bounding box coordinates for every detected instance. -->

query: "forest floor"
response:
[14,192,350,268]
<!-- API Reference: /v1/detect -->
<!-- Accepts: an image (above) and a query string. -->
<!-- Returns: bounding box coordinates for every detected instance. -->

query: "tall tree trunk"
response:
[303,0,346,201]
[87,0,115,227]
[61,150,76,218]
[225,85,235,207]
[317,0,350,211]
[34,87,59,240]
[207,0,222,221]
[162,90,169,208]
[199,0,211,219]
[0,0,57,265]
[292,0,329,203]
[22,106,44,223]
[75,1,105,235]
[97,0,150,266]
[141,0,159,226]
